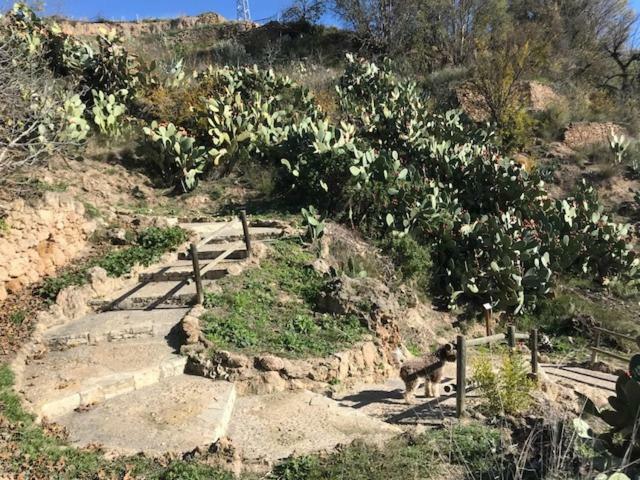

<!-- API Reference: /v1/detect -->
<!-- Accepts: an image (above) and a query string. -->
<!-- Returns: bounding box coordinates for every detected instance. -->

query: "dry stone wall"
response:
[0,192,96,302]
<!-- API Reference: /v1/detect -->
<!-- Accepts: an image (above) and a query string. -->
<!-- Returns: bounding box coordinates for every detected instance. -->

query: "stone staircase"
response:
[16,221,285,455]
[15,219,415,460]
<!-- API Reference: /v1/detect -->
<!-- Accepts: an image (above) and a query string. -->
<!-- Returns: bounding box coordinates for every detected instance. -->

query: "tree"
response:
[282,0,327,25]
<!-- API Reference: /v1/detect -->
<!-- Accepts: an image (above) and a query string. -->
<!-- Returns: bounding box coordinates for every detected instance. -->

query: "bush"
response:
[141,122,209,192]
[535,102,570,142]
[472,352,536,415]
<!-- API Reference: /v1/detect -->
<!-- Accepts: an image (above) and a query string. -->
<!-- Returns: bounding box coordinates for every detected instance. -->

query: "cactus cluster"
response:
[142,121,208,192]
[275,55,640,312]
[91,89,127,138]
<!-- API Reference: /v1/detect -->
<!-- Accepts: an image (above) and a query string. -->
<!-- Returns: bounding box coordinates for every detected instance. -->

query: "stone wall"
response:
[0,192,96,303]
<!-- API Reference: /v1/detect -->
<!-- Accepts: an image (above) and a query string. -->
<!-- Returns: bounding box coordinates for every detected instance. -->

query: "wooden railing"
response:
[189,209,252,305]
[590,326,637,364]
[455,327,539,418]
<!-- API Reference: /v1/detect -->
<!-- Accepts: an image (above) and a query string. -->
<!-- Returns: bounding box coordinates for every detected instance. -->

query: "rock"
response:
[255,355,287,372]
[310,259,331,276]
[107,228,128,245]
[5,278,23,294]
[182,315,201,345]
[216,351,251,369]
[56,285,92,319]
[88,267,117,297]
[0,284,7,303]
[361,342,378,369]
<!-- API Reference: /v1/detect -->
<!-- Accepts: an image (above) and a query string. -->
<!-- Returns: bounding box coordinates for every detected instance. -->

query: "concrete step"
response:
[91,280,217,310]
[138,260,238,283]
[57,375,236,456]
[180,222,284,244]
[178,241,247,261]
[227,390,401,463]
[43,309,189,350]
[20,338,187,419]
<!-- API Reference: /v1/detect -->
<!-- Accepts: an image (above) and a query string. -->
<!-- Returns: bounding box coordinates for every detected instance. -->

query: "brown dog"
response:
[400,343,456,404]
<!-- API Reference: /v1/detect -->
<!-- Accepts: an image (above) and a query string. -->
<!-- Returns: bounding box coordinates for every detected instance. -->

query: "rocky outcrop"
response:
[0,192,96,302]
[563,122,628,150]
[55,12,235,38]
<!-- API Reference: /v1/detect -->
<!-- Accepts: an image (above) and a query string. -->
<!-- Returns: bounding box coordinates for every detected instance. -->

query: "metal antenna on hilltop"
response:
[237,0,251,21]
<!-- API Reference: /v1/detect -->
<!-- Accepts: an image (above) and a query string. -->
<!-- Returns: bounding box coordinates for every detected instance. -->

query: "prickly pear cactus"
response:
[595,357,640,460]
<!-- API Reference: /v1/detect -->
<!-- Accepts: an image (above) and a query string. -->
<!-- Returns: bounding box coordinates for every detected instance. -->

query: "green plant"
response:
[142,121,209,192]
[91,89,127,138]
[472,352,536,415]
[8,310,26,325]
[201,240,366,358]
[0,218,8,235]
[610,131,630,165]
[300,205,325,241]
[82,202,101,219]
[584,356,640,463]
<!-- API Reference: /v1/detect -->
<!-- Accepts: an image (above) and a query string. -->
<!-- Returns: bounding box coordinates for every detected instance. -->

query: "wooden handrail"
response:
[589,346,631,363]
[466,333,507,347]
[591,326,637,343]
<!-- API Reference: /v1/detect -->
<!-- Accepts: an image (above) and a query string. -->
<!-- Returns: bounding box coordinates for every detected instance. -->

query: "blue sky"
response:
[35,0,640,24]
[41,0,338,24]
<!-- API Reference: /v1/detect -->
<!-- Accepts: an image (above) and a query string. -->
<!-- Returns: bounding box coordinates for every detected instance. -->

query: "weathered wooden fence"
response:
[190,210,252,305]
[590,326,638,364]
[455,327,539,418]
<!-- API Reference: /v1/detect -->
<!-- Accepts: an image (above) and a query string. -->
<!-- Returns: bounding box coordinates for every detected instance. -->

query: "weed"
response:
[202,240,366,358]
[472,352,536,415]
[29,179,70,192]
[0,218,8,235]
[82,201,102,219]
[8,310,26,325]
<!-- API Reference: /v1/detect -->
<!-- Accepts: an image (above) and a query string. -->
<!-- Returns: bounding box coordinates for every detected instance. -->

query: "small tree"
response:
[282,0,326,25]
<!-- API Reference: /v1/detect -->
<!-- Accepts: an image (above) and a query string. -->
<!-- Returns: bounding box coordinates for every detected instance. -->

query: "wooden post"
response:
[507,325,516,349]
[239,209,252,257]
[483,303,493,336]
[456,335,467,418]
[530,328,539,376]
[591,330,601,363]
[190,243,204,305]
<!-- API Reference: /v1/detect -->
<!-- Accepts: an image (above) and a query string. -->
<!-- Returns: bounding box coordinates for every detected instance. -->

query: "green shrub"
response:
[382,235,432,290]
[141,122,209,192]
[472,352,536,415]
[91,89,127,138]
[535,102,570,142]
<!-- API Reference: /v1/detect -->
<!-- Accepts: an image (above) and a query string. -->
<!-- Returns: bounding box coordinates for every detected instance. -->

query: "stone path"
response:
[16,221,282,455]
[16,219,401,460]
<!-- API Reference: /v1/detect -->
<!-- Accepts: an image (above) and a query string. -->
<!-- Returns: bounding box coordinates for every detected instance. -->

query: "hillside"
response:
[1,2,640,479]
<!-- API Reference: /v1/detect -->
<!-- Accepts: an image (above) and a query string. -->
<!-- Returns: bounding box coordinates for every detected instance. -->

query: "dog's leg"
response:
[404,378,418,404]
[424,379,433,397]
[432,381,440,398]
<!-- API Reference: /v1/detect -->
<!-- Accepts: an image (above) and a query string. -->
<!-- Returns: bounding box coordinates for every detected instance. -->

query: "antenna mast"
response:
[237,0,251,21]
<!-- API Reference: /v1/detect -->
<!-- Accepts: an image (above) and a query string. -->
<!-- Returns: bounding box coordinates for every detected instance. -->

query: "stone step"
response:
[57,375,236,456]
[227,390,401,463]
[178,242,247,261]
[43,309,189,350]
[20,338,187,419]
[181,222,284,244]
[138,260,237,283]
[91,280,217,310]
